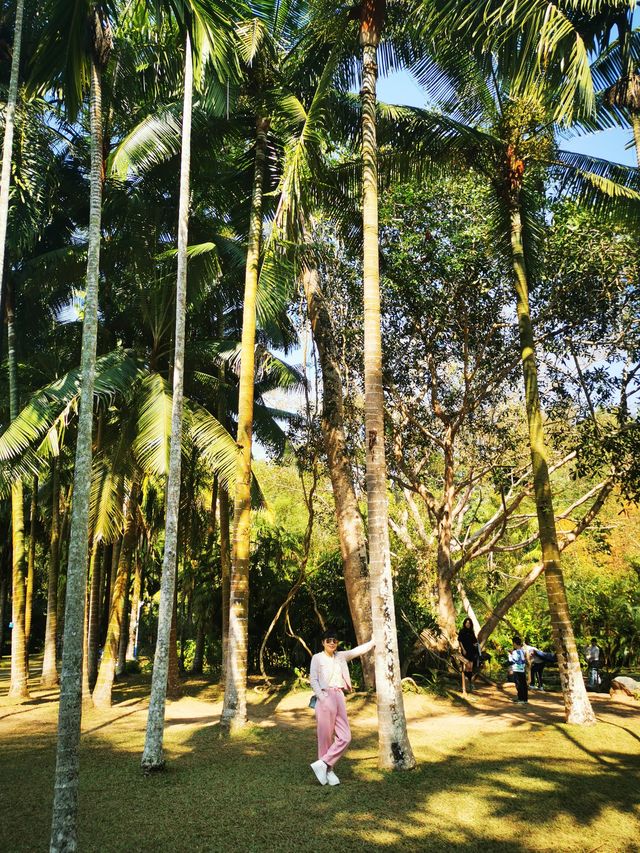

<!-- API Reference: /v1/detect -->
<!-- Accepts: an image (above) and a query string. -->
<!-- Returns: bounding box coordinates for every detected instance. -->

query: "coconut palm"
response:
[381,40,640,722]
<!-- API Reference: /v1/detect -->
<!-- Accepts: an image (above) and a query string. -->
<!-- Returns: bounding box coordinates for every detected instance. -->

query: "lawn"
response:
[1,661,638,853]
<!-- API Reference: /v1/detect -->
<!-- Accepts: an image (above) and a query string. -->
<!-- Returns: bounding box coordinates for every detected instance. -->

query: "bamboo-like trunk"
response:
[0,0,25,309]
[302,258,374,688]
[50,53,105,853]
[25,474,38,656]
[7,300,28,699]
[93,482,138,708]
[41,458,60,688]
[221,116,269,730]
[509,203,595,726]
[360,19,415,769]
[142,34,193,770]
[0,541,9,659]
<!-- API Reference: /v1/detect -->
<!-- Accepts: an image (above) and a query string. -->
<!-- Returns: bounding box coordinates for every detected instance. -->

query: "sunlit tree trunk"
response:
[50,49,106,852]
[221,116,269,730]
[360,2,415,769]
[302,257,374,688]
[42,458,60,688]
[126,555,142,660]
[142,33,193,770]
[509,201,595,726]
[0,0,25,309]
[6,298,28,699]
[87,537,103,689]
[25,474,38,658]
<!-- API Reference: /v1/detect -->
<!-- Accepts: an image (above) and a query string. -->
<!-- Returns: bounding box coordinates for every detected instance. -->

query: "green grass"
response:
[1,662,639,853]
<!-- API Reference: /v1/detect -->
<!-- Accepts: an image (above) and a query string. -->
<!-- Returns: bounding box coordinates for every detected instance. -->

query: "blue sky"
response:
[378,71,638,167]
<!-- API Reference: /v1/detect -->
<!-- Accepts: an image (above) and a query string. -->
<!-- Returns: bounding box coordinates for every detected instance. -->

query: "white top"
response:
[309,639,375,699]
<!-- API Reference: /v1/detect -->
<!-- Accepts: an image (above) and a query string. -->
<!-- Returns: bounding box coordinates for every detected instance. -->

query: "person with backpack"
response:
[508,636,529,704]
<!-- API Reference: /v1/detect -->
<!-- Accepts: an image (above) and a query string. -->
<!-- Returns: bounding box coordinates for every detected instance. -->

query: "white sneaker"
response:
[310,759,328,785]
[326,770,340,786]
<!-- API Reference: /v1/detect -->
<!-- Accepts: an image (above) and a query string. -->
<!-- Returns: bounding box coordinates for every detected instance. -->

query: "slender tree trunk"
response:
[509,202,595,726]
[7,300,28,699]
[0,0,25,310]
[221,116,269,730]
[82,542,98,703]
[93,483,138,707]
[436,432,458,647]
[0,541,8,659]
[302,257,374,688]
[50,53,106,853]
[42,458,60,688]
[192,617,205,674]
[116,566,131,676]
[219,485,231,680]
[126,555,142,660]
[102,539,119,645]
[25,474,38,657]
[87,538,103,690]
[360,6,415,769]
[142,34,193,770]
[167,583,181,699]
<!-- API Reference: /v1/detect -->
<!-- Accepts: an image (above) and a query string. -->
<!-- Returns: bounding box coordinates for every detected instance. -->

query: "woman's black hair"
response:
[321,627,340,641]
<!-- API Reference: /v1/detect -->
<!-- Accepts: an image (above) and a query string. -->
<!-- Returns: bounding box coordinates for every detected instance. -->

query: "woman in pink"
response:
[309,628,375,786]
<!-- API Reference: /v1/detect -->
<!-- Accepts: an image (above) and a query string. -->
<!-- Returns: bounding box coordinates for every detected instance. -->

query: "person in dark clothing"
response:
[509,635,529,704]
[458,618,480,689]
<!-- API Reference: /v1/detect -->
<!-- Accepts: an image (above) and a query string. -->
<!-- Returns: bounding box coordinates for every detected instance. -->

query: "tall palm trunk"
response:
[7,299,28,699]
[93,481,138,707]
[25,475,38,656]
[360,3,415,769]
[50,51,106,853]
[221,116,269,730]
[142,33,193,770]
[87,538,108,688]
[301,257,374,688]
[632,113,640,167]
[509,202,595,725]
[42,457,60,688]
[0,0,25,310]
[126,555,142,660]
[217,313,231,680]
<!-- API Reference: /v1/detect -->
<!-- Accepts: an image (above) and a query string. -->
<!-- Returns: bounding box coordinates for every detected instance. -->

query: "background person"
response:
[508,636,529,704]
[309,628,374,786]
[585,638,602,688]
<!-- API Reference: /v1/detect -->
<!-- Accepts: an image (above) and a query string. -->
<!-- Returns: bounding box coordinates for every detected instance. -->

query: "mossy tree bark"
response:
[360,1,415,769]
[50,47,106,852]
[221,116,269,730]
[508,200,595,726]
[141,32,193,770]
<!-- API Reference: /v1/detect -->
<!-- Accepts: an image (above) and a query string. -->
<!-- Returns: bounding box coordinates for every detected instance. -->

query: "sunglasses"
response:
[324,637,338,643]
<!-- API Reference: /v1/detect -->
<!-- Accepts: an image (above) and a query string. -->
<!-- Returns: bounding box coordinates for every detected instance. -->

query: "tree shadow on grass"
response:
[1,687,639,853]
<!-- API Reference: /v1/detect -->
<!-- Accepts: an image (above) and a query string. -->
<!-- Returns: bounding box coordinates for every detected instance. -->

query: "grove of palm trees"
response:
[1,0,639,850]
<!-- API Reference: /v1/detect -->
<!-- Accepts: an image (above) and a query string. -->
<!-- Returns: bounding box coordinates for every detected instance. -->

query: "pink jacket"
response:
[309,639,375,699]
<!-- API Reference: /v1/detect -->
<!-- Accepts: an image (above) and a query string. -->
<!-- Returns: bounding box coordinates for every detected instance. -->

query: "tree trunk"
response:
[435,430,458,648]
[116,564,131,676]
[93,482,138,708]
[25,474,38,657]
[142,34,193,770]
[632,113,640,168]
[42,458,60,688]
[509,202,595,726]
[219,485,231,680]
[167,582,181,699]
[360,12,415,769]
[192,617,205,674]
[0,0,25,309]
[221,115,269,731]
[302,256,374,689]
[7,298,28,699]
[126,555,142,660]
[0,536,9,659]
[102,539,119,645]
[87,538,104,690]
[50,53,105,853]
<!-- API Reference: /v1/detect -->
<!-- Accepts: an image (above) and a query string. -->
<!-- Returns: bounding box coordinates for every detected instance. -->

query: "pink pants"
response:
[315,688,351,767]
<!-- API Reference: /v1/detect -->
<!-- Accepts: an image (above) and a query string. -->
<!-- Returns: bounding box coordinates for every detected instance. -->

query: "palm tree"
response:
[0,0,26,311]
[384,46,640,723]
[30,3,115,847]
[356,0,416,768]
